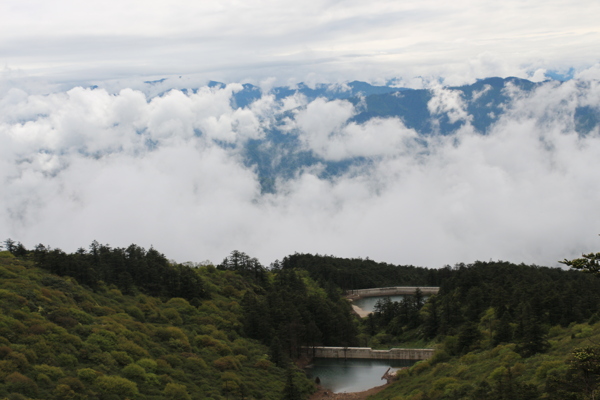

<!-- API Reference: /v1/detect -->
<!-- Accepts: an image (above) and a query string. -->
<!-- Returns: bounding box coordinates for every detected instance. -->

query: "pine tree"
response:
[516,304,549,357]
[493,310,513,346]
[422,297,440,339]
[457,321,480,354]
[282,368,301,400]
[269,336,287,368]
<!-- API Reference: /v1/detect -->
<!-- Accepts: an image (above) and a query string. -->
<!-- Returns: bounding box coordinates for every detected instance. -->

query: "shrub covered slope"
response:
[4,243,600,400]
[0,248,344,400]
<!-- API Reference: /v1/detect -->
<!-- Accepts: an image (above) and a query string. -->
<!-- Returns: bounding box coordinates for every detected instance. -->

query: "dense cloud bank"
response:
[1,79,600,267]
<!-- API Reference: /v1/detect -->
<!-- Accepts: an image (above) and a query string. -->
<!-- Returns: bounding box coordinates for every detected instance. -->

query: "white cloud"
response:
[529,68,548,83]
[576,64,600,82]
[291,97,355,152]
[427,84,472,125]
[2,78,600,269]
[471,84,492,102]
[290,99,422,161]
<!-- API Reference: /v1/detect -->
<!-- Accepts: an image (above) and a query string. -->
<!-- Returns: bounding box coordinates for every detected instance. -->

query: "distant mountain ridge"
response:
[181,77,597,137]
[157,77,600,193]
[218,76,542,134]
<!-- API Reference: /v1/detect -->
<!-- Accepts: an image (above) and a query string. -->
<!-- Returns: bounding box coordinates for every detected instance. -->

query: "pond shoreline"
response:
[351,304,371,318]
[308,383,390,400]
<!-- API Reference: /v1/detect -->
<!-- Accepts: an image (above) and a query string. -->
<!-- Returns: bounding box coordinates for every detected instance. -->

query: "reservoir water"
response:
[351,295,406,313]
[306,358,417,393]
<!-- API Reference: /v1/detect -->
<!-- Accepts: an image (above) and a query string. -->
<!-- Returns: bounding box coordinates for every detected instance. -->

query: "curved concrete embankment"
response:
[346,286,439,298]
[351,305,371,318]
[304,346,434,360]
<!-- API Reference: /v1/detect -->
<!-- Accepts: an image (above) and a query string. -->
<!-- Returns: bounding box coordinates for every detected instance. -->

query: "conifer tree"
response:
[516,304,549,357]
[282,368,301,400]
[493,310,513,346]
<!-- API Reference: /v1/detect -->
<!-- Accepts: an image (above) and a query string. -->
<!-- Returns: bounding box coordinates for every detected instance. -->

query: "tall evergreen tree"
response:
[493,310,513,346]
[516,305,549,357]
[282,368,301,400]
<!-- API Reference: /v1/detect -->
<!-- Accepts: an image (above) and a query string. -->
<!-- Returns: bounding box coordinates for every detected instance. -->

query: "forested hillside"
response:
[356,261,600,399]
[4,240,600,400]
[0,244,358,400]
[371,321,600,400]
[278,253,441,290]
[278,253,600,399]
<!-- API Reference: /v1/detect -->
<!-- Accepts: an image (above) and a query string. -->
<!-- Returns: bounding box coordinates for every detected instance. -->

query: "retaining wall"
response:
[303,346,434,360]
[346,286,439,298]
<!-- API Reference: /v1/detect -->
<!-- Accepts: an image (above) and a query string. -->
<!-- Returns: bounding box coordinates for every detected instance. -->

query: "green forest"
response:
[2,240,600,400]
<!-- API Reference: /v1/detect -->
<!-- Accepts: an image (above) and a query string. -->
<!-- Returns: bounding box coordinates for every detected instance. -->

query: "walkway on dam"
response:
[345,286,440,299]
[304,346,434,360]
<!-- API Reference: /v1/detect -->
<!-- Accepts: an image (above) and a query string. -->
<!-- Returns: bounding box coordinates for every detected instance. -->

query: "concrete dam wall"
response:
[304,346,434,361]
[346,286,440,298]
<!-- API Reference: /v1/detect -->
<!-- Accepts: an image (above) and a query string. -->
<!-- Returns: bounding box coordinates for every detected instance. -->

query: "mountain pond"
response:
[351,295,406,314]
[310,294,424,392]
[305,358,418,393]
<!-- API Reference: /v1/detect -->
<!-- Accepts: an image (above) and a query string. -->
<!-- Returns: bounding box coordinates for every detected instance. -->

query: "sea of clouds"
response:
[2,77,600,268]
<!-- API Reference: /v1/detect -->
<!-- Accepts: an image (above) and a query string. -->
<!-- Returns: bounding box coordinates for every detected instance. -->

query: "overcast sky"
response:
[1,0,600,268]
[1,0,600,88]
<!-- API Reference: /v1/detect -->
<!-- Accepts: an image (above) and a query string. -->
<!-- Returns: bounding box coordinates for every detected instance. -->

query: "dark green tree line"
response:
[6,240,208,303]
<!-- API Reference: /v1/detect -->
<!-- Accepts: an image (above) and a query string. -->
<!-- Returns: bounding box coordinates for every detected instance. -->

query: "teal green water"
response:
[305,358,417,393]
[352,295,405,313]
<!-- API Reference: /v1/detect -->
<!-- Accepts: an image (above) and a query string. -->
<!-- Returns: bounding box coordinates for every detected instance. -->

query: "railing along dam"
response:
[304,346,434,360]
[346,286,440,298]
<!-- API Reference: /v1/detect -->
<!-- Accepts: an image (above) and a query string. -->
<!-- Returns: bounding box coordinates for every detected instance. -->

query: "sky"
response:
[1,0,600,268]
[2,0,600,89]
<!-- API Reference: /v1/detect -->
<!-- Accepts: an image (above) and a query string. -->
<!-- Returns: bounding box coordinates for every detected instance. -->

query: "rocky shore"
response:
[308,384,389,400]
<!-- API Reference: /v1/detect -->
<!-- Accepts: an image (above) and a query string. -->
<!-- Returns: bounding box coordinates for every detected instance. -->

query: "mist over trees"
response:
[3,77,600,269]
